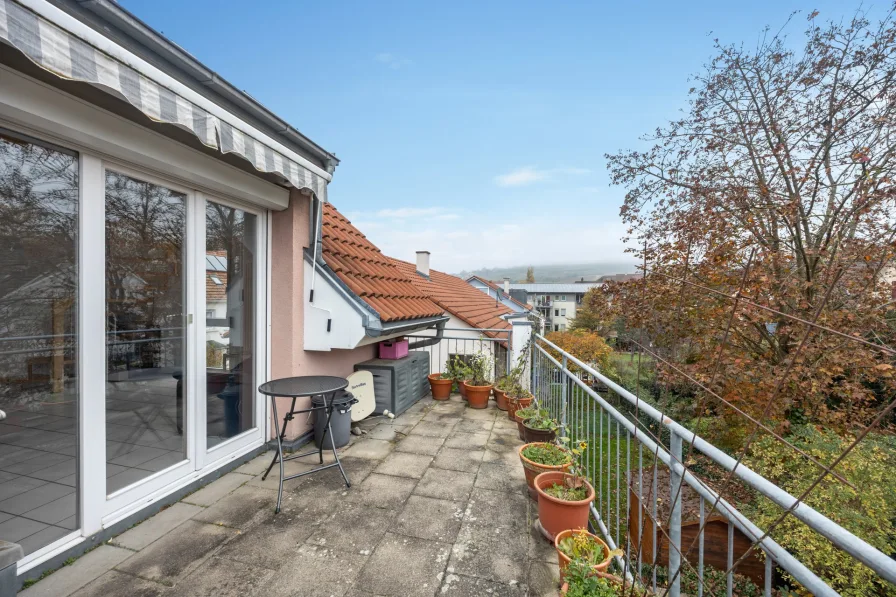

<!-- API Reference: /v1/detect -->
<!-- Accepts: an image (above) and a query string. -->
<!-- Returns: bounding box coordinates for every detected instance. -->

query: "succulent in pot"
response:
[560,560,636,597]
[514,405,547,440]
[554,529,616,581]
[522,413,559,443]
[519,441,572,500]
[464,352,494,409]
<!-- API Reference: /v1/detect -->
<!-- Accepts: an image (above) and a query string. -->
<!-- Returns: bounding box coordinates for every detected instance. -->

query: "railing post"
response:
[669,430,683,597]
[560,354,568,431]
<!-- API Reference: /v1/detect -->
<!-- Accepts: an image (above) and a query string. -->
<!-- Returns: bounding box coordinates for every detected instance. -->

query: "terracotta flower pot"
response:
[518,443,572,500]
[493,388,508,410]
[554,529,611,581]
[465,383,492,409]
[428,374,452,400]
[534,471,594,541]
[458,380,468,400]
[506,394,532,420]
[521,421,557,444]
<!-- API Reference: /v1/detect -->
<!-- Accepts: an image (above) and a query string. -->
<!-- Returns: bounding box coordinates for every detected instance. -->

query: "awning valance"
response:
[0,0,328,200]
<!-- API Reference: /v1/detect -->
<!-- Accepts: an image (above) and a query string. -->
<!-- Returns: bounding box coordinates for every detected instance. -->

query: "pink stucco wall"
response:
[270,189,376,439]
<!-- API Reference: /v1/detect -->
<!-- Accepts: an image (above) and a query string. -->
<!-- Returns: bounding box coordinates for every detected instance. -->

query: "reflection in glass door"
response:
[104,171,187,494]
[205,201,256,447]
[0,131,80,555]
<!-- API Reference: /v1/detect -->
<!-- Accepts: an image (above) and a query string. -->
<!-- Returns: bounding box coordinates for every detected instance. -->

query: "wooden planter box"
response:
[627,485,765,584]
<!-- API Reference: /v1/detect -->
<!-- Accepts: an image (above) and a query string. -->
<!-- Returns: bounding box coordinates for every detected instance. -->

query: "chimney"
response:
[416,251,430,277]
[503,277,510,294]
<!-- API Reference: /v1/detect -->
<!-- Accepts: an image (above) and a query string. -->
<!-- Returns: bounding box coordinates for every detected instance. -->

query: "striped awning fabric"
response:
[0,0,328,200]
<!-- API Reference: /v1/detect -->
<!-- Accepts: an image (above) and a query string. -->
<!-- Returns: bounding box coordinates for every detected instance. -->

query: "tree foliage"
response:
[525,266,536,283]
[745,426,896,597]
[545,329,613,375]
[605,8,896,438]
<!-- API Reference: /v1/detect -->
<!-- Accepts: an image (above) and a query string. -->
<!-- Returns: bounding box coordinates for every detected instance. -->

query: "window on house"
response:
[560,295,567,301]
[561,308,566,316]
[560,324,567,331]
[554,309,559,316]
[554,324,559,331]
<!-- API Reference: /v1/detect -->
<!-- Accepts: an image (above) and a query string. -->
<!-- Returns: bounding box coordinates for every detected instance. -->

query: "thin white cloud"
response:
[375,52,413,70]
[374,207,443,218]
[494,166,592,187]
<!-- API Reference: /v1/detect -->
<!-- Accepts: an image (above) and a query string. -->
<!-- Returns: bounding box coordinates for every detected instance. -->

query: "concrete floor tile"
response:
[443,432,490,450]
[175,555,276,596]
[439,573,527,596]
[448,523,529,585]
[408,421,456,438]
[305,501,397,553]
[343,473,417,509]
[255,544,368,597]
[373,452,433,479]
[431,447,484,473]
[115,520,236,584]
[355,532,451,597]
[111,502,204,551]
[343,438,395,460]
[393,434,444,456]
[20,545,134,597]
[68,571,166,597]
[413,468,476,502]
[191,485,275,529]
[473,462,527,494]
[395,495,465,543]
[182,472,251,507]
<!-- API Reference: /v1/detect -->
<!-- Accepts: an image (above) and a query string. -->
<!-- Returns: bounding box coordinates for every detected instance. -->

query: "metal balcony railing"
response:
[530,333,896,597]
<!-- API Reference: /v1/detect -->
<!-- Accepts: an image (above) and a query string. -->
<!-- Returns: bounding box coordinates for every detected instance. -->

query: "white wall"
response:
[410,314,509,381]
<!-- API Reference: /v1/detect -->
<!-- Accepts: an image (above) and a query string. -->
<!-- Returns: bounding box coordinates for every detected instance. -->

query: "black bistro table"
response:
[258,375,351,513]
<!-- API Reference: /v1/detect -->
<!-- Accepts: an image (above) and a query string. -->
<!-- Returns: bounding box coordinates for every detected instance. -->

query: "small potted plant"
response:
[464,352,493,409]
[555,529,614,580]
[534,439,594,540]
[522,412,559,443]
[559,560,624,596]
[514,405,547,440]
[518,441,572,499]
[493,375,509,410]
[428,358,456,400]
[445,355,470,399]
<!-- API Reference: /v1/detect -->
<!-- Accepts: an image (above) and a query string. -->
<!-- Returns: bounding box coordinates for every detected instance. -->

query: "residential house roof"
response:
[390,259,513,338]
[321,204,444,323]
[507,283,601,294]
[465,275,532,311]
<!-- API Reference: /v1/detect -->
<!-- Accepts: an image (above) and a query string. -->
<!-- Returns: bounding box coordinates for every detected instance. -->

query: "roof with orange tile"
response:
[389,258,513,338]
[466,275,532,311]
[321,203,444,323]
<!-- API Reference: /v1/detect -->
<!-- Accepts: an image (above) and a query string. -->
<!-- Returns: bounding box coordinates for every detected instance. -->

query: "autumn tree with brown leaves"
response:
[605,8,896,443]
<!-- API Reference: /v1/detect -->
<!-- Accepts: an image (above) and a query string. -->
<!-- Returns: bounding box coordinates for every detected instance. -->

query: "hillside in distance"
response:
[456,262,639,283]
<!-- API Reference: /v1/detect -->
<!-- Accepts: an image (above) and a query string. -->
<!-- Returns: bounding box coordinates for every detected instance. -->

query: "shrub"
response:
[744,426,896,597]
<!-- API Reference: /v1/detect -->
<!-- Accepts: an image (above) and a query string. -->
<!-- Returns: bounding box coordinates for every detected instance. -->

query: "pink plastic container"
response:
[379,339,409,360]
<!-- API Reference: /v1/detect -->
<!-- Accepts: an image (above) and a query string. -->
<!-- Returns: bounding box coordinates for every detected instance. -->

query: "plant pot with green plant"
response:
[535,439,594,540]
[514,406,547,440]
[522,412,559,443]
[554,529,614,581]
[493,375,509,410]
[464,352,493,409]
[428,361,454,400]
[560,559,648,597]
[519,441,572,499]
[445,355,470,400]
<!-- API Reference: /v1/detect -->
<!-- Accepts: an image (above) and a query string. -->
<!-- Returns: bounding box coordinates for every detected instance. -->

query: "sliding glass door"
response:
[104,170,188,495]
[0,131,80,556]
[204,201,258,449]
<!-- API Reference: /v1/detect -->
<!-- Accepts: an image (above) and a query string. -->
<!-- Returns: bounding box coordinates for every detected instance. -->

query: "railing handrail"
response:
[533,333,896,592]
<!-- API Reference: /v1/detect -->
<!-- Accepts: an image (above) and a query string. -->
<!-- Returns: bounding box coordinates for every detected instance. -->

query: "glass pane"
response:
[205,201,256,447]
[0,131,79,555]
[105,171,186,494]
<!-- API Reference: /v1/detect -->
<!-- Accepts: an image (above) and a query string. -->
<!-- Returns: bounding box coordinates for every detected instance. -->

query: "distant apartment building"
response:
[506,283,600,332]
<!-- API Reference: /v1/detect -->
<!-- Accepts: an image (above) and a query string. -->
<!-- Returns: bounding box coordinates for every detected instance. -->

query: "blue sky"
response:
[125,0,871,273]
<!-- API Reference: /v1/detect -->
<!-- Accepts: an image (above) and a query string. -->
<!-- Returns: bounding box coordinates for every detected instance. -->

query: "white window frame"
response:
[2,67,274,573]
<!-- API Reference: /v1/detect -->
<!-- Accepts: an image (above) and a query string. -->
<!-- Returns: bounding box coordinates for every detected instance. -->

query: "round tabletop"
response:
[258,375,349,398]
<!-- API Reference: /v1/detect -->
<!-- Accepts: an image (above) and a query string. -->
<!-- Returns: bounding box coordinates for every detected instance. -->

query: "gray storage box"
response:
[354,351,430,416]
[0,541,23,597]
